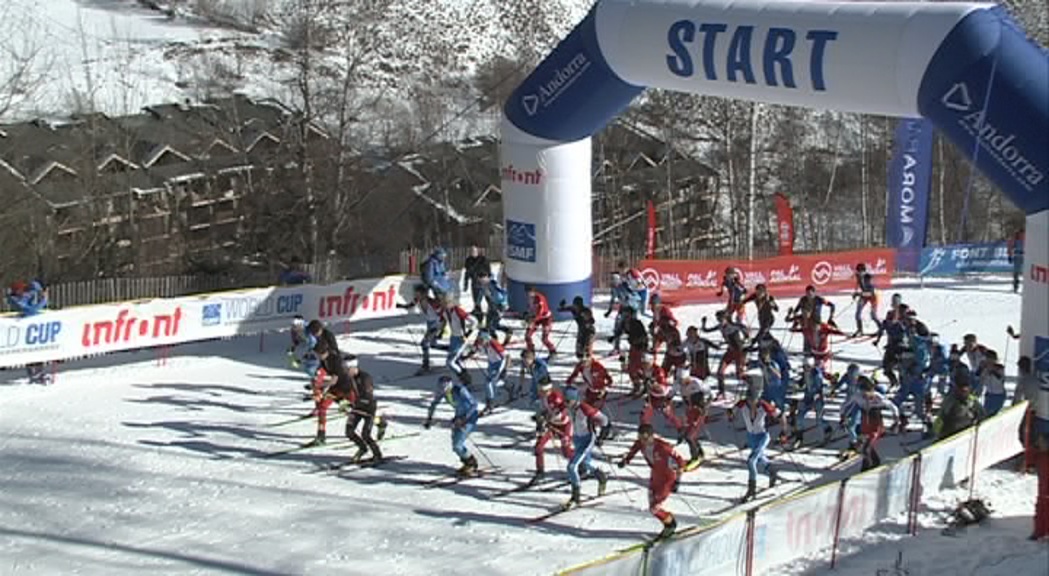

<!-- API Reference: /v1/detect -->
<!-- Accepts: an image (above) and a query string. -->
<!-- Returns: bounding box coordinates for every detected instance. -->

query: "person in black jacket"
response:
[341,354,384,463]
[463,246,491,323]
[559,296,596,360]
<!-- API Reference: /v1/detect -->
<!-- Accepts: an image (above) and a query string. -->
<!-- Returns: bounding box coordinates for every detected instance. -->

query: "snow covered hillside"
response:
[0,278,1035,575]
[2,0,592,125]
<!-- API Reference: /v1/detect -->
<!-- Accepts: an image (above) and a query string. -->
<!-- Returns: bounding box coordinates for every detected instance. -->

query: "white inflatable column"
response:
[502,119,592,315]
[1020,210,1048,374]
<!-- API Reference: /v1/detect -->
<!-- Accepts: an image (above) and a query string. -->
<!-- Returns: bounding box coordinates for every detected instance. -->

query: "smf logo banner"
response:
[506,219,537,263]
[886,118,934,272]
[918,242,1012,276]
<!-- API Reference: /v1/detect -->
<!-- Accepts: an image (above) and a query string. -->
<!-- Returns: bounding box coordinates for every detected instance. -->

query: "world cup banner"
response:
[638,249,896,305]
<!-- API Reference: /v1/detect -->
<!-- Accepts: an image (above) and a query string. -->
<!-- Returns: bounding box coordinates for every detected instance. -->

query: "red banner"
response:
[638,248,896,305]
[774,193,794,256]
[646,199,657,259]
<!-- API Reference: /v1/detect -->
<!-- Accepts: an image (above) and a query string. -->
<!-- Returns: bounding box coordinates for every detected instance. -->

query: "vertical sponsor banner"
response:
[886,118,934,272]
[646,199,657,258]
[774,193,795,255]
[1020,210,1049,366]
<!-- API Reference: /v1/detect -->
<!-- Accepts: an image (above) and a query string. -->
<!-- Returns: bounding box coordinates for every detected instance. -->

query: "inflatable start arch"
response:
[501,0,1048,363]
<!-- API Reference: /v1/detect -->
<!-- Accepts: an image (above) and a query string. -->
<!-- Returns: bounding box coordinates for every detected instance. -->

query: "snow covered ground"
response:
[0,277,1036,575]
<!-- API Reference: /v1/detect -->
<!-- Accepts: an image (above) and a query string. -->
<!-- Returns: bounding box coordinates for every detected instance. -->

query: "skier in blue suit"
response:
[425,375,480,476]
[421,247,451,299]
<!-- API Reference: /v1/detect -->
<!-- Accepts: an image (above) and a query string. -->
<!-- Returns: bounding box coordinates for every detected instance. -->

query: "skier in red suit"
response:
[567,354,613,410]
[648,294,678,357]
[639,354,683,433]
[525,285,557,355]
[618,423,687,539]
[531,382,574,484]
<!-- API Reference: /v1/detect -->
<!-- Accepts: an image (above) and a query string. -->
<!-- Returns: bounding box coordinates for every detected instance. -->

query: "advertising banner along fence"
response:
[918,242,1014,276]
[0,276,416,369]
[639,248,896,305]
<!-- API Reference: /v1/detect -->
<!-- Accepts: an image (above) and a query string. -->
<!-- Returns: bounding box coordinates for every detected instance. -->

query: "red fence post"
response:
[745,509,756,576]
[830,479,848,569]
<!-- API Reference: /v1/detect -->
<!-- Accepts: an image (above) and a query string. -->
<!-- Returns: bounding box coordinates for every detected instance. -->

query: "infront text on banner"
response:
[639,249,895,305]
[0,276,417,369]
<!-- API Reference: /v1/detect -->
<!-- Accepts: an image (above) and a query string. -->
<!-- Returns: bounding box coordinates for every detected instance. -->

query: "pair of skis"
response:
[263,431,420,457]
[314,455,408,473]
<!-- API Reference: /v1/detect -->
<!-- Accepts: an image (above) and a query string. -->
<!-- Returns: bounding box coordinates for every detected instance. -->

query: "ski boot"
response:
[527,470,545,486]
[306,431,326,447]
[657,515,678,540]
[415,363,431,376]
[480,403,495,417]
[768,466,779,488]
[820,425,834,446]
[350,447,368,463]
[457,455,479,478]
[596,469,608,496]
[741,479,757,503]
[376,417,388,441]
[561,485,581,511]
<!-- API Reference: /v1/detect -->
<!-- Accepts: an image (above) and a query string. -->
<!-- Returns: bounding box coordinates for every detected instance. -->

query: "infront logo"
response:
[501,164,543,186]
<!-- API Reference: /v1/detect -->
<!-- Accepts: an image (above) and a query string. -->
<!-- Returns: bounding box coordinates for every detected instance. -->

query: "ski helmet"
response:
[476,330,491,342]
[572,296,584,307]
[847,363,860,374]
[856,263,867,272]
[611,272,623,284]
[438,375,454,392]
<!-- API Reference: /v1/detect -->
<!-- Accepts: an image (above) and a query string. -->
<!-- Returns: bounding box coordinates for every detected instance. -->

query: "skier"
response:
[927,333,952,397]
[831,363,863,447]
[682,325,719,381]
[442,296,475,385]
[1008,227,1024,293]
[340,354,384,462]
[961,333,990,378]
[788,285,835,354]
[562,386,609,510]
[648,294,679,358]
[461,331,508,415]
[606,273,640,353]
[524,285,557,356]
[678,371,712,467]
[624,313,651,397]
[463,245,491,322]
[618,260,649,316]
[841,376,900,470]
[717,266,747,324]
[851,263,880,337]
[287,315,310,368]
[802,318,845,374]
[558,296,596,360]
[397,285,445,375]
[754,349,789,444]
[476,270,512,345]
[424,375,481,477]
[976,349,1007,416]
[875,304,911,389]
[727,387,782,502]
[754,332,792,390]
[7,280,50,384]
[617,423,687,539]
[639,354,684,435]
[792,357,834,448]
[661,323,688,396]
[742,283,778,339]
[532,381,574,485]
[702,310,749,398]
[421,247,451,299]
[521,348,552,407]
[932,376,985,440]
[306,319,341,359]
[566,354,613,411]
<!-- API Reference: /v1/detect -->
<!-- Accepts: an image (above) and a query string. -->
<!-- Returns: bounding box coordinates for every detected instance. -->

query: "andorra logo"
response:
[941,83,972,112]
